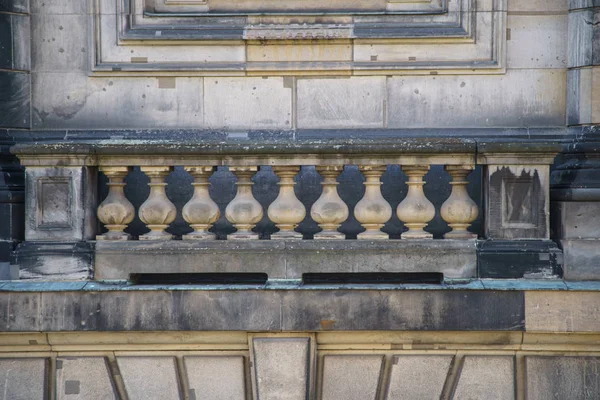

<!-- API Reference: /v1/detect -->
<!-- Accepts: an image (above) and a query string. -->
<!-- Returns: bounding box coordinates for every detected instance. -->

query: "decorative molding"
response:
[91,0,507,75]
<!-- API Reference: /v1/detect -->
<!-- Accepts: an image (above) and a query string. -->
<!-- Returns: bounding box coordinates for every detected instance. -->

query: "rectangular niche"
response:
[92,0,506,75]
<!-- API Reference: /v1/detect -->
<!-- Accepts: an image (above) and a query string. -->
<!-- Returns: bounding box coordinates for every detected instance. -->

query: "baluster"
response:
[139,166,176,240]
[441,165,478,239]
[397,165,435,239]
[225,166,263,240]
[354,165,392,239]
[96,166,135,240]
[268,166,305,239]
[311,166,349,239]
[182,166,220,240]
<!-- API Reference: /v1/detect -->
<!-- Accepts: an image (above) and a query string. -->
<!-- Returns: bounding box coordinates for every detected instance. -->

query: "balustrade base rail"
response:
[94,239,477,281]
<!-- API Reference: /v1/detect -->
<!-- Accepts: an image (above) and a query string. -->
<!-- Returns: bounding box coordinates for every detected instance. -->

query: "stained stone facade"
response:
[1,0,600,398]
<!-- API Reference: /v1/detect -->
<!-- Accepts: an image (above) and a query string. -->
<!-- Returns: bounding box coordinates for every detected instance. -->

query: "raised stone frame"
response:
[92,0,507,75]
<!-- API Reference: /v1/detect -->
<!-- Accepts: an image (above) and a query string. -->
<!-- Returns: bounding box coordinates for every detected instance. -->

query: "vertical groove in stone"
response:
[106,353,129,400]
[440,354,464,400]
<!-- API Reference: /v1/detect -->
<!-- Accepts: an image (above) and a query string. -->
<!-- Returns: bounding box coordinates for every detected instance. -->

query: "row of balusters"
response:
[96,164,479,241]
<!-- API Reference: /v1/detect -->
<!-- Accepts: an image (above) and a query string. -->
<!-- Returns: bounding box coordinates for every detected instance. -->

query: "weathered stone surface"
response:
[0,292,41,331]
[117,356,180,400]
[568,9,595,68]
[553,201,600,239]
[32,73,204,129]
[386,355,452,399]
[95,239,477,280]
[0,0,29,14]
[14,241,94,281]
[297,77,385,129]
[561,239,600,280]
[485,165,550,239]
[526,291,600,332]
[567,68,592,125]
[507,15,568,69]
[478,240,563,279]
[453,356,515,400]
[0,358,47,400]
[321,355,383,400]
[184,356,246,400]
[526,356,600,400]
[509,0,568,12]
[204,77,292,130]
[387,70,566,128]
[0,71,30,128]
[56,357,117,400]
[251,337,312,400]
[281,290,525,331]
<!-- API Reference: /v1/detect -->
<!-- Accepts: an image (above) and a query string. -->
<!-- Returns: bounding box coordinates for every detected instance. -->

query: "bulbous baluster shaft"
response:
[225,167,263,240]
[139,166,176,240]
[96,166,135,240]
[441,165,478,239]
[397,165,435,239]
[355,165,392,240]
[268,166,306,239]
[182,166,220,240]
[311,166,349,240]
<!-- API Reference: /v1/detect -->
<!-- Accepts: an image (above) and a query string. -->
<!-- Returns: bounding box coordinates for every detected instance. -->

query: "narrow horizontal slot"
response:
[130,273,268,285]
[302,272,443,285]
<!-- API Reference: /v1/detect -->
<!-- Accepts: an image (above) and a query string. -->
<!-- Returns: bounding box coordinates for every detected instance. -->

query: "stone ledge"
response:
[94,239,477,281]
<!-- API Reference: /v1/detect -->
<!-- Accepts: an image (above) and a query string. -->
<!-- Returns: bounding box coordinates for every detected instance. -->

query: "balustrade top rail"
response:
[11,138,560,167]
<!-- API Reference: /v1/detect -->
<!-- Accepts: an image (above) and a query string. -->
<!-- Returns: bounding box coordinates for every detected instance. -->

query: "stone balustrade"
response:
[95,162,478,241]
[11,136,561,281]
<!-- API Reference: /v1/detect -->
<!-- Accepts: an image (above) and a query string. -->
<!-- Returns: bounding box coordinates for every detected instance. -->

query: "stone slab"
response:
[386,355,452,399]
[553,201,600,239]
[507,15,568,69]
[297,77,385,129]
[453,356,515,400]
[184,356,246,400]
[321,355,383,400]
[0,358,47,400]
[251,337,312,400]
[0,71,30,129]
[56,357,117,400]
[204,77,292,130]
[387,70,566,128]
[117,356,180,400]
[561,239,600,280]
[525,356,600,400]
[567,68,593,125]
[280,290,525,331]
[525,291,600,332]
[14,241,94,281]
[95,239,477,280]
[0,292,41,331]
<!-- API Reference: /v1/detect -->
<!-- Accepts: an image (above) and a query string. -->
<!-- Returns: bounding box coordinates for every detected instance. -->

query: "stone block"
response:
[561,239,600,280]
[95,239,477,281]
[0,292,41,331]
[321,355,383,400]
[567,67,593,125]
[251,336,314,400]
[0,358,47,400]
[247,43,352,63]
[24,166,97,241]
[386,355,452,399]
[0,0,29,13]
[453,356,515,400]
[297,77,385,129]
[509,0,568,12]
[525,291,600,332]
[525,356,600,400]
[184,356,247,400]
[32,73,203,129]
[0,71,30,128]
[387,70,566,128]
[14,241,94,280]
[281,290,525,331]
[507,15,567,69]
[31,13,88,72]
[56,357,117,400]
[568,9,596,68]
[553,201,600,239]
[204,77,292,130]
[117,356,181,400]
[0,202,24,240]
[478,240,563,279]
[0,261,19,279]
[30,0,88,15]
[594,67,600,123]
[485,165,550,239]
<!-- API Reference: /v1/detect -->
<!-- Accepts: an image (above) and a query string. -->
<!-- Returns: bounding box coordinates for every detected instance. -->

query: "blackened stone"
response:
[477,240,563,279]
[0,71,30,128]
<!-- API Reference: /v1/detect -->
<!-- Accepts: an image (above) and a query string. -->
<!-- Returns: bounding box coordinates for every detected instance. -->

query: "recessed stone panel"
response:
[56,357,117,400]
[117,356,181,400]
[525,356,600,400]
[453,356,515,400]
[0,358,47,400]
[321,355,383,400]
[184,356,247,400]
[386,355,452,399]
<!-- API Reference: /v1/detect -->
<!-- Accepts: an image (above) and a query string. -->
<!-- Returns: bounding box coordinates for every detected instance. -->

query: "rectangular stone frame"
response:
[91,0,507,75]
